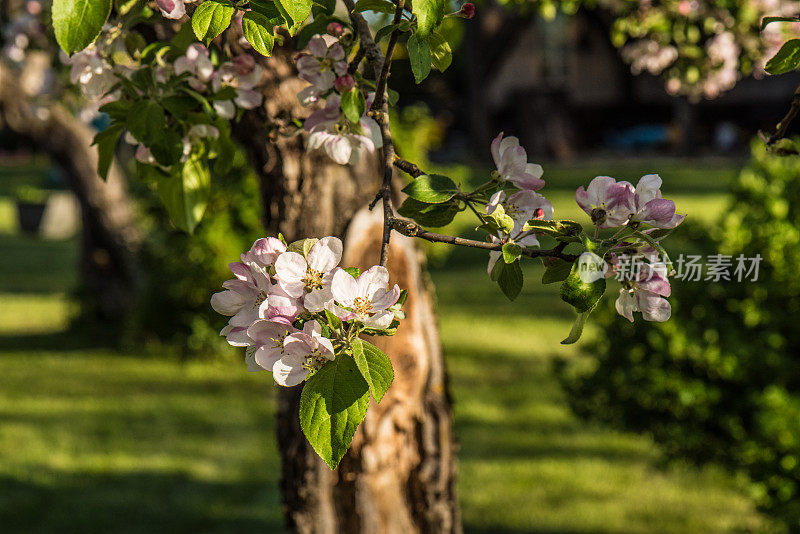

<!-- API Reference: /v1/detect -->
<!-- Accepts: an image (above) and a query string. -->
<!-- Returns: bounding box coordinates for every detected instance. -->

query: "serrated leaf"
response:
[150,128,185,167]
[287,237,319,257]
[299,353,370,469]
[242,11,275,56]
[397,197,459,227]
[126,100,166,146]
[401,174,458,203]
[485,204,515,235]
[92,124,123,181]
[492,259,523,300]
[412,0,445,36]
[502,243,522,264]
[559,261,606,312]
[561,302,598,345]
[341,89,366,124]
[52,0,112,55]
[276,0,312,33]
[353,0,395,13]
[407,33,431,84]
[156,157,211,233]
[427,31,452,72]
[343,267,361,278]
[375,23,401,43]
[351,338,394,402]
[761,16,800,31]
[192,0,236,45]
[765,39,800,75]
[542,259,573,284]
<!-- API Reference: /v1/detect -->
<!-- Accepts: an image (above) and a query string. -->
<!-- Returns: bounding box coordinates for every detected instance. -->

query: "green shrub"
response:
[125,151,263,355]
[558,140,800,529]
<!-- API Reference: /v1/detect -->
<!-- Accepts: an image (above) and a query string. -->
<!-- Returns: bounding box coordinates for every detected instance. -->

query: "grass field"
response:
[0,158,775,532]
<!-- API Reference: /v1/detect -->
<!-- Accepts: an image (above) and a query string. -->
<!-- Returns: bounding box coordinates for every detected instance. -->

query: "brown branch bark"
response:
[766,83,800,145]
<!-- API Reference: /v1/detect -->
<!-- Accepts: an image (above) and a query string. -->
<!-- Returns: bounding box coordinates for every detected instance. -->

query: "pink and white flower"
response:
[305,94,382,165]
[273,321,336,386]
[615,261,672,322]
[491,132,545,191]
[155,0,186,19]
[628,174,685,229]
[246,319,298,372]
[174,43,214,91]
[66,48,116,99]
[274,236,343,311]
[330,266,401,329]
[296,35,348,106]
[485,190,553,273]
[212,55,263,118]
[575,176,636,228]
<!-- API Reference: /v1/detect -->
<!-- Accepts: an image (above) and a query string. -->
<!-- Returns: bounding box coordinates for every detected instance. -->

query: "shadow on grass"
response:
[0,472,283,534]
[0,330,116,353]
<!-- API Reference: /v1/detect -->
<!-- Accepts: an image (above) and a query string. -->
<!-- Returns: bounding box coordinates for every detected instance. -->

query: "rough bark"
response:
[0,57,142,321]
[233,48,461,534]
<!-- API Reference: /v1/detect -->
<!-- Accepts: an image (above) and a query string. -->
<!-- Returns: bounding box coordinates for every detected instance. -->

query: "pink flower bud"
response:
[327,22,345,37]
[334,74,355,93]
[233,54,256,75]
[459,3,475,18]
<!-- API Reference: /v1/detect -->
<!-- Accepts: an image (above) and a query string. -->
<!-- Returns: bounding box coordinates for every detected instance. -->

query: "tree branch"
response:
[373,0,405,111]
[393,155,425,178]
[767,83,800,145]
[388,218,579,262]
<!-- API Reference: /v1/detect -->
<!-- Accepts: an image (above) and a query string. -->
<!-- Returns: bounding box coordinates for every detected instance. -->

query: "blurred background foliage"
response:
[558,139,800,528]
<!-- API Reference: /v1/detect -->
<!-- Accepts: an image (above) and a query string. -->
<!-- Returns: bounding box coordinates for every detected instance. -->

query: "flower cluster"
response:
[211,236,404,386]
[296,33,383,165]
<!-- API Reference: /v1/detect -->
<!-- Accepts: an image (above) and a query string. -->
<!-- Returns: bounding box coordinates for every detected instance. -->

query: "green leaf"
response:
[502,243,522,264]
[427,31,452,72]
[401,174,458,203]
[341,89,366,124]
[484,204,515,235]
[492,259,523,300]
[276,0,312,33]
[299,353,370,469]
[412,0,445,36]
[126,100,166,146]
[287,237,319,257]
[761,16,800,31]
[407,33,431,84]
[351,338,394,402]
[242,11,275,56]
[559,260,606,312]
[296,14,331,48]
[192,0,236,45]
[542,259,573,284]
[375,23,400,43]
[765,39,800,75]
[52,0,112,54]
[560,302,598,345]
[149,128,185,167]
[353,0,395,13]
[324,309,343,330]
[343,267,361,278]
[249,0,285,24]
[156,157,211,233]
[396,197,459,227]
[92,124,123,181]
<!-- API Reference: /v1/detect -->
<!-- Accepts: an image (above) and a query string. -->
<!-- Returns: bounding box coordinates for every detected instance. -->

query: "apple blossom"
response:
[212,57,264,118]
[274,236,343,311]
[66,48,116,99]
[304,93,383,165]
[247,319,298,372]
[273,321,336,386]
[628,174,686,229]
[575,176,635,228]
[485,190,553,273]
[330,266,401,329]
[296,35,348,106]
[326,22,345,37]
[615,261,672,322]
[174,43,214,91]
[155,0,186,20]
[491,132,545,191]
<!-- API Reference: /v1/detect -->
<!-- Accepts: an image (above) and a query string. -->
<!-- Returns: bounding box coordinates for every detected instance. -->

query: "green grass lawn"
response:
[0,158,775,533]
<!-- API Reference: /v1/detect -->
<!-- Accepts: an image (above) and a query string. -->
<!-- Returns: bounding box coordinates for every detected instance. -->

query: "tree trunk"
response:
[234,49,461,534]
[0,56,143,322]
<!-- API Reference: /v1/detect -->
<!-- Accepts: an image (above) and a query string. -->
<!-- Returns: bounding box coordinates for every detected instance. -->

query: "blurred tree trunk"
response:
[0,58,142,322]
[234,49,461,534]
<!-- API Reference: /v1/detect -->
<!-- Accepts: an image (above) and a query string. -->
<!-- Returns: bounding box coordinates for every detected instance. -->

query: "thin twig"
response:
[372,0,405,111]
[767,83,800,145]
[341,0,384,78]
[388,218,579,262]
